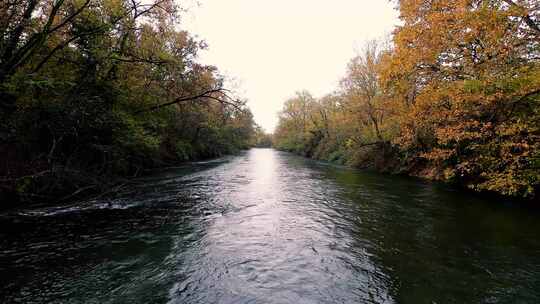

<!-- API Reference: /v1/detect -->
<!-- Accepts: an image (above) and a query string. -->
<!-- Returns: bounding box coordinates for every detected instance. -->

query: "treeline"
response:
[252,125,272,148]
[274,0,540,200]
[0,0,257,207]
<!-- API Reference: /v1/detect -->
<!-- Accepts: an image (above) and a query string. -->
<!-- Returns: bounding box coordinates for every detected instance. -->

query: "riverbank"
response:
[271,0,539,202]
[275,145,539,205]
[0,148,253,212]
[0,0,266,211]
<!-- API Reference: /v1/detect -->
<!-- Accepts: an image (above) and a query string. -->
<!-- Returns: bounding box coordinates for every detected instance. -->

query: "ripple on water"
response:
[1,149,540,304]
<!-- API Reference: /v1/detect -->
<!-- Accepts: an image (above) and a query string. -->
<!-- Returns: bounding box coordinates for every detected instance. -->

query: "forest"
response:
[274,0,540,200]
[1,0,538,207]
[2,1,540,302]
[0,0,264,207]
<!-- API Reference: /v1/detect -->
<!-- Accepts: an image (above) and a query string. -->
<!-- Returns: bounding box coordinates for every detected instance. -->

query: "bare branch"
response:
[503,0,540,36]
[135,88,243,114]
[47,0,92,34]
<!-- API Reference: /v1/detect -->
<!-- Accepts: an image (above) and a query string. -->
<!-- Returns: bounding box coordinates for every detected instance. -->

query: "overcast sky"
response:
[183,0,399,132]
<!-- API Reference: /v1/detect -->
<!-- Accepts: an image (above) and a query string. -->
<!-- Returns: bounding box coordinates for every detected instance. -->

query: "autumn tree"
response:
[340,40,398,145]
[380,0,540,197]
[275,1,539,199]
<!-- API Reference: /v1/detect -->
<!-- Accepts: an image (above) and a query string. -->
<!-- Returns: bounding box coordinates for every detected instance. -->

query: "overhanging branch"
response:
[135,88,243,114]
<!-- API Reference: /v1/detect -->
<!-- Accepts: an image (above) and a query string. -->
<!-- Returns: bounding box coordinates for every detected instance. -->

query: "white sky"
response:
[183,0,399,132]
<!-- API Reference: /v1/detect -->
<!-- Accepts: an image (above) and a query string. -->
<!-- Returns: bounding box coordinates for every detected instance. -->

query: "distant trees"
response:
[0,0,257,206]
[251,125,272,148]
[341,41,392,145]
[274,0,539,200]
[274,91,315,154]
[274,41,394,164]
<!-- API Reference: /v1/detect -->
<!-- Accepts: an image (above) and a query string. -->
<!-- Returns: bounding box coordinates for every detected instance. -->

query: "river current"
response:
[1,148,539,303]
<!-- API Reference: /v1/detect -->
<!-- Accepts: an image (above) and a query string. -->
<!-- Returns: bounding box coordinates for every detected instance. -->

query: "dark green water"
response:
[1,148,539,303]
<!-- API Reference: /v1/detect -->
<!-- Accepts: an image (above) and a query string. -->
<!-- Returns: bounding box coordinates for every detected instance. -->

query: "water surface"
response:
[1,149,539,303]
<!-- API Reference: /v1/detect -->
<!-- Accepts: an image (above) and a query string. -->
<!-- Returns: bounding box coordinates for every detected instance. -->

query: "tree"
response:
[0,0,259,206]
[341,40,393,144]
[380,0,540,198]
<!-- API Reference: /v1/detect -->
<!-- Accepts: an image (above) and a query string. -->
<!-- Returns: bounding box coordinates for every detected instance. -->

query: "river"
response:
[1,148,539,303]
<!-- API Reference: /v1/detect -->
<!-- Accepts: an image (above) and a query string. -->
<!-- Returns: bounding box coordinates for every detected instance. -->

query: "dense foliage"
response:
[274,0,540,200]
[0,0,257,206]
[251,125,273,148]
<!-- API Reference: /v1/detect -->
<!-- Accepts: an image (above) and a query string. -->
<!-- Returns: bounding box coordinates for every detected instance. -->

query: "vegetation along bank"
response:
[0,0,270,208]
[273,0,540,201]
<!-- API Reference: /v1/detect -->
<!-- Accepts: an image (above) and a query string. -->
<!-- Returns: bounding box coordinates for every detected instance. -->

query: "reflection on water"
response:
[1,149,539,303]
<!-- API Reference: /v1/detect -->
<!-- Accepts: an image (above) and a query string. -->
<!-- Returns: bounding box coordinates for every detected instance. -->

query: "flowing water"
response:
[1,148,539,303]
